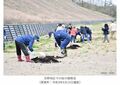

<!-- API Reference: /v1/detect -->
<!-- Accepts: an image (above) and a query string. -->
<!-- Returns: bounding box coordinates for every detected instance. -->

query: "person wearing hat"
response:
[15,34,40,62]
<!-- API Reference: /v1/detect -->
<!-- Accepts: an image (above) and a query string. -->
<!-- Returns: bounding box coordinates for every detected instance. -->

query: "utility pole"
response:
[81,0,84,7]
[104,0,107,7]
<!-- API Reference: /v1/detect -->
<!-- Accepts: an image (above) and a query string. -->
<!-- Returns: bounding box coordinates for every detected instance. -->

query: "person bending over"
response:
[15,34,39,62]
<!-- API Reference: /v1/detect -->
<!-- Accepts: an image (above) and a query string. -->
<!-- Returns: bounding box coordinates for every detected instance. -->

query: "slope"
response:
[4,0,113,24]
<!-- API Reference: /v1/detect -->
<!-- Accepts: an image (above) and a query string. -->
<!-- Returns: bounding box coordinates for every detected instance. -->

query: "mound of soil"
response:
[31,56,60,63]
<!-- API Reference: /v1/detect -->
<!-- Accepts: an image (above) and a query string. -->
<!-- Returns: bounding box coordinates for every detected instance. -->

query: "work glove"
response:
[28,51,35,59]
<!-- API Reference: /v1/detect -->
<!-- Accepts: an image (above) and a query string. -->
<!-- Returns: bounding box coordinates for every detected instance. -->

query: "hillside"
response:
[4,0,113,24]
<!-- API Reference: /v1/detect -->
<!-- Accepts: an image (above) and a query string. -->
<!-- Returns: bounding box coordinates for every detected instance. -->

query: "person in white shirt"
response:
[110,21,117,39]
[56,24,66,31]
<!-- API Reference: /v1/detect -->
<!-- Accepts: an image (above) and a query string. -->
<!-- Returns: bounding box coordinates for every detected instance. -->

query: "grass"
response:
[4,42,16,52]
[4,22,116,54]
[4,35,56,53]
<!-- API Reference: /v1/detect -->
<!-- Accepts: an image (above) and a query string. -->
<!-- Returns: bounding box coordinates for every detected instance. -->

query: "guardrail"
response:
[3,19,113,41]
[4,23,57,41]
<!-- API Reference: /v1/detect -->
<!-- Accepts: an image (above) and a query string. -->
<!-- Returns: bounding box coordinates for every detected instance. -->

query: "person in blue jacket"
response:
[48,31,54,38]
[15,35,39,62]
[4,29,7,50]
[54,23,71,57]
[102,24,109,43]
[85,26,92,41]
[80,26,89,43]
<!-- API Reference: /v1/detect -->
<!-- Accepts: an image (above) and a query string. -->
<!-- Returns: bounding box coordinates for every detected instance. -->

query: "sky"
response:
[77,0,117,6]
[112,0,117,5]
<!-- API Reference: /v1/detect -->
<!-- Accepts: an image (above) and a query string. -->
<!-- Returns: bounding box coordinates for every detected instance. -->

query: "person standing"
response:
[102,24,110,43]
[110,21,116,39]
[3,29,7,50]
[15,35,39,62]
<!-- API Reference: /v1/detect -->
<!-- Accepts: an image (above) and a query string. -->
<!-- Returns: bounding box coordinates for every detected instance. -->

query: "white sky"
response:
[112,0,117,5]
[78,0,117,6]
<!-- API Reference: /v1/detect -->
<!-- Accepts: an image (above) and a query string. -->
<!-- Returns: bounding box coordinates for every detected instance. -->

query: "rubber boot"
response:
[25,56,31,62]
[64,49,67,56]
[17,55,24,61]
[61,49,67,57]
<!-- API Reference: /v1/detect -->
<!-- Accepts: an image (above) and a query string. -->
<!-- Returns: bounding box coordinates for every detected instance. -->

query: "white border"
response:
[0,0,120,85]
[0,0,3,76]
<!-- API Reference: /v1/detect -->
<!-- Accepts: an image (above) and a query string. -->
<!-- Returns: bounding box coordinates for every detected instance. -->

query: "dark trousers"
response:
[15,41,29,56]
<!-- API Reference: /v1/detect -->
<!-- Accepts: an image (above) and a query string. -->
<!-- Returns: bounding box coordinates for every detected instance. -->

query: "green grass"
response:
[4,22,113,53]
[4,35,55,53]
[4,42,16,52]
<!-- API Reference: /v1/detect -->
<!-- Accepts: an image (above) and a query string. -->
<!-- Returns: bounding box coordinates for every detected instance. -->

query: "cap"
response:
[34,35,40,42]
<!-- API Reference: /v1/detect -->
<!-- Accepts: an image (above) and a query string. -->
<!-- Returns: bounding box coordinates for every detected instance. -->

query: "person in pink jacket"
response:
[69,27,77,43]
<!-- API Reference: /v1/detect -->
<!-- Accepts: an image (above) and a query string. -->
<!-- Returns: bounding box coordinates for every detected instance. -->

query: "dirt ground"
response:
[4,38,116,75]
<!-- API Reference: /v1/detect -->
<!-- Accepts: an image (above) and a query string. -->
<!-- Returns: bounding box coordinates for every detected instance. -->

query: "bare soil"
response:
[4,39,116,75]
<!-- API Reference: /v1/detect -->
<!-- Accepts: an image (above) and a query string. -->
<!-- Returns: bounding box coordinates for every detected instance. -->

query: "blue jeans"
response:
[81,34,90,43]
[71,35,76,43]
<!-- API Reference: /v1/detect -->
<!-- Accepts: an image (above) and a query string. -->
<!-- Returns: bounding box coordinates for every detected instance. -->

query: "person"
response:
[69,26,77,43]
[102,24,109,43]
[4,29,7,50]
[80,26,90,43]
[15,34,40,62]
[85,26,92,41]
[110,21,116,39]
[48,31,54,38]
[54,24,71,57]
[67,23,72,30]
[4,29,7,40]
